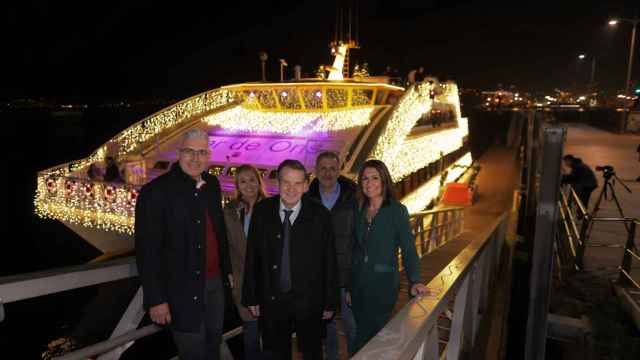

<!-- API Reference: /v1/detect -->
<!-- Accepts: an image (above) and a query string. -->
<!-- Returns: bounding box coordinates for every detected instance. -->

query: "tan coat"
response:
[223,201,254,322]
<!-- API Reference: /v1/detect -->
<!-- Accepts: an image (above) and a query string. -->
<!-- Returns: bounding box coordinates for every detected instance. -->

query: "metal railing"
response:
[354,212,509,359]
[0,257,238,360]
[410,207,465,258]
[557,185,640,289]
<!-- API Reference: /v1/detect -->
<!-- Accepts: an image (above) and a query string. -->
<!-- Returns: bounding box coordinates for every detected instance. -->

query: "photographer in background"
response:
[561,154,598,211]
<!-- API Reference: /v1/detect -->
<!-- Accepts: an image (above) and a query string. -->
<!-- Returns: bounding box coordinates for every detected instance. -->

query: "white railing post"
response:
[422,324,440,360]
[446,274,471,360]
[470,256,485,345]
[97,286,145,360]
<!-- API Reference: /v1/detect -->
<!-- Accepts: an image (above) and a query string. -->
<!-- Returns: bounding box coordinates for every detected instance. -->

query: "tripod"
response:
[586,172,632,240]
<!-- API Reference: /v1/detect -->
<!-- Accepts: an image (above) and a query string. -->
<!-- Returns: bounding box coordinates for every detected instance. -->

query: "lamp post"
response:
[609,17,639,94]
[279,59,288,82]
[259,51,268,82]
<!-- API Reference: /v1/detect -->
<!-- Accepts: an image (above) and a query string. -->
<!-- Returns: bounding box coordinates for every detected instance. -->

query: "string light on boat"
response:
[40,89,237,178]
[401,152,472,213]
[387,117,469,181]
[370,83,434,166]
[369,82,468,181]
[35,177,137,234]
[204,106,375,133]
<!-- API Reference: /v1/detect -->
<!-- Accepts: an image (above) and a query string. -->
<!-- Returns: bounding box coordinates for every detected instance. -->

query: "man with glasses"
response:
[243,159,338,360]
[135,128,233,360]
[307,151,357,358]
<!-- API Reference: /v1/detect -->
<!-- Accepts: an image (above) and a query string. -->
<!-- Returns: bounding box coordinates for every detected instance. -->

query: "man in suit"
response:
[243,159,338,360]
[306,151,357,357]
[135,128,233,360]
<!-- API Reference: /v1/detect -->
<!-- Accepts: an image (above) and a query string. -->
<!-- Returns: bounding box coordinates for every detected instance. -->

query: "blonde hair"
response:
[233,164,267,203]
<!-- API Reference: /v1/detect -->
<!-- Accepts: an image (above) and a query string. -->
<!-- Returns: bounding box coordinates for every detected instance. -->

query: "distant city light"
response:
[578,54,586,59]
[608,19,619,25]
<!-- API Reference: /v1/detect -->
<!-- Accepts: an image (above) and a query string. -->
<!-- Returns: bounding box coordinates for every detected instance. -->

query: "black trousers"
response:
[262,293,323,360]
[171,276,225,360]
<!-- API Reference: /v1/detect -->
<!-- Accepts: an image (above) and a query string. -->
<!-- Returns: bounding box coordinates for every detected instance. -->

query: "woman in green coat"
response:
[348,159,428,353]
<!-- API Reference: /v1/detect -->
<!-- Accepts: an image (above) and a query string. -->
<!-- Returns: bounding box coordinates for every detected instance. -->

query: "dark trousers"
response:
[172,276,225,360]
[262,293,323,360]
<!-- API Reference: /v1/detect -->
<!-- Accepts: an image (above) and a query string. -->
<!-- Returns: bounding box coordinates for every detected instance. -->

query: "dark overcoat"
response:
[241,196,338,316]
[135,163,232,332]
[306,176,357,288]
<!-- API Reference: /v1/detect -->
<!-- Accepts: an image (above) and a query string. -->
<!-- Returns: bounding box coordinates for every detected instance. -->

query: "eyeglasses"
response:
[180,148,210,157]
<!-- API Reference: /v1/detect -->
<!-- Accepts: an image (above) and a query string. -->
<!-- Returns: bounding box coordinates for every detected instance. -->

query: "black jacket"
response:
[307,176,356,288]
[135,163,232,332]
[562,160,598,190]
[242,196,338,314]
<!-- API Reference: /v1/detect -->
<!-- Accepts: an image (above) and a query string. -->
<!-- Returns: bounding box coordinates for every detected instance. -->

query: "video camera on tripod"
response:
[595,165,615,179]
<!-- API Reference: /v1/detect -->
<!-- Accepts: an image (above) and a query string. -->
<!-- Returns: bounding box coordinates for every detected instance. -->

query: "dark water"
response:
[1,106,244,359]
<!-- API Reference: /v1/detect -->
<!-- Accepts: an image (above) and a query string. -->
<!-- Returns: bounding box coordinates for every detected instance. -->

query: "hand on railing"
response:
[410,283,429,297]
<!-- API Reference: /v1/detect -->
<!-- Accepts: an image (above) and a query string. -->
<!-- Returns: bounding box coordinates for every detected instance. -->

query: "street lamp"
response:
[258,51,268,82]
[279,59,288,82]
[609,17,639,94]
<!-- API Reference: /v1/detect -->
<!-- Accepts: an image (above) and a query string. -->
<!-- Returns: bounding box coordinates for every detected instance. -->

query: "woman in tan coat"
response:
[223,164,267,359]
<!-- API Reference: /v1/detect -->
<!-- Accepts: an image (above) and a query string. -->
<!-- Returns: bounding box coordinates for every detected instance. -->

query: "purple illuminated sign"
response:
[208,134,343,168]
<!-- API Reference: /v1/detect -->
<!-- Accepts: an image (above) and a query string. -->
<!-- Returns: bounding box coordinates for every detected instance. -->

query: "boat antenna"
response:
[348,0,352,43]
[355,0,359,45]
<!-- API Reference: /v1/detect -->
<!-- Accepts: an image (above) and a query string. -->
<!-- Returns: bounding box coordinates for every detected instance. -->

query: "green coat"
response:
[350,200,421,351]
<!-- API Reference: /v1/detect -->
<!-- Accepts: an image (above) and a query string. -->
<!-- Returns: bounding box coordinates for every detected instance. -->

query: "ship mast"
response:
[328,0,359,80]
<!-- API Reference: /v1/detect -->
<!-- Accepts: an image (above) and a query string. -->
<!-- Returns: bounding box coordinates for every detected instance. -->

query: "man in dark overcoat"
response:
[242,159,338,360]
[135,128,233,360]
[306,151,357,357]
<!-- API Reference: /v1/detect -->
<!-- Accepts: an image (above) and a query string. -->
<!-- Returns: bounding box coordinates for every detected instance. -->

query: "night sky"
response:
[3,0,640,99]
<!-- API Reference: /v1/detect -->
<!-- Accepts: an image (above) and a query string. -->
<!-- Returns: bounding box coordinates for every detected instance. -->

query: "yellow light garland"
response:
[204,106,375,134]
[401,152,472,213]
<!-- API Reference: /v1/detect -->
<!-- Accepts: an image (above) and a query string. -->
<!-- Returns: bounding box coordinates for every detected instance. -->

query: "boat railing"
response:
[409,206,465,258]
[0,256,239,360]
[353,211,509,359]
[557,184,640,280]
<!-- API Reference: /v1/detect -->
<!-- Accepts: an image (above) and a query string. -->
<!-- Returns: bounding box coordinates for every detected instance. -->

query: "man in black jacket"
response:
[135,128,232,360]
[561,154,598,211]
[307,151,357,358]
[243,159,338,360]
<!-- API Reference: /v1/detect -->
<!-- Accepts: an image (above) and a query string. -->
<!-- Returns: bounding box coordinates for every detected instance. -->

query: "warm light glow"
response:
[578,54,586,59]
[328,44,348,80]
[609,19,619,25]
[370,82,468,181]
[401,152,472,213]
[204,106,376,133]
[35,177,138,234]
